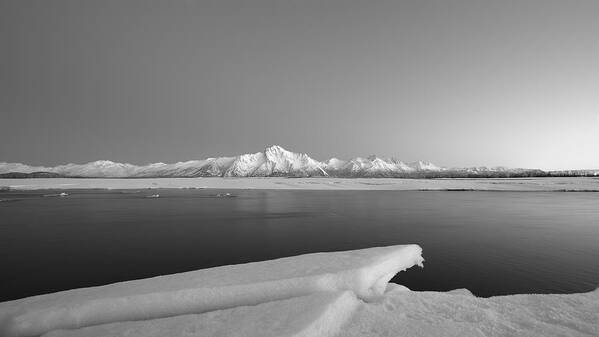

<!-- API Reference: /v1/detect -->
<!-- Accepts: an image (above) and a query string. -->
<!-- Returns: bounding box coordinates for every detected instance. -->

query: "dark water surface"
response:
[1,189,598,301]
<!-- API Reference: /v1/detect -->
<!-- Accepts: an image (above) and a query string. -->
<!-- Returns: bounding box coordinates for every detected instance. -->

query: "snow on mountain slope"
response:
[225,151,270,177]
[366,157,414,176]
[223,146,327,177]
[265,145,328,176]
[325,158,347,170]
[407,161,441,171]
[0,163,52,174]
[386,158,415,172]
[343,157,373,173]
[132,157,236,177]
[324,156,432,177]
[0,145,545,178]
[203,157,237,176]
[51,160,139,178]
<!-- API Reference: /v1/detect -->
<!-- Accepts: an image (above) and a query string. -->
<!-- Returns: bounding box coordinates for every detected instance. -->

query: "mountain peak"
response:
[264,145,288,153]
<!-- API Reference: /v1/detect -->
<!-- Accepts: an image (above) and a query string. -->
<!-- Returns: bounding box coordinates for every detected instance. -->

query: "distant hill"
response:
[0,172,65,178]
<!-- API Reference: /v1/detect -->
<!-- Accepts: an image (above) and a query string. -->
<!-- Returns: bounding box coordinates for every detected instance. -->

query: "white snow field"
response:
[0,245,424,337]
[1,245,597,337]
[45,287,599,337]
[42,291,360,337]
[340,286,599,337]
[3,176,599,191]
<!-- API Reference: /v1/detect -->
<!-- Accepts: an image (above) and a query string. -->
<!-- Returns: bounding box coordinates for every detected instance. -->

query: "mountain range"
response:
[0,145,595,178]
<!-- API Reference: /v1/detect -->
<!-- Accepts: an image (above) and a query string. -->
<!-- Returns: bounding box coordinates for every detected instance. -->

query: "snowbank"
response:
[0,245,423,337]
[33,287,599,337]
[339,286,599,337]
[42,291,359,337]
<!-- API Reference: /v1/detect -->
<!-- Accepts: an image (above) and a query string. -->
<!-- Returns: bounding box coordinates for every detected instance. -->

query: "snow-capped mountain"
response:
[0,145,550,178]
[224,145,327,177]
[319,155,447,177]
[52,160,139,178]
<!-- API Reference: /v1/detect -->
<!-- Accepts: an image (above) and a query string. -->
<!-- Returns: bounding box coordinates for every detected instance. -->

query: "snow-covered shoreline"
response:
[1,245,424,337]
[1,245,597,337]
[2,177,599,192]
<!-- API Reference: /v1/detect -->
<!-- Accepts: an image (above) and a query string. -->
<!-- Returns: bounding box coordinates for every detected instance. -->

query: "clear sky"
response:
[2,0,598,170]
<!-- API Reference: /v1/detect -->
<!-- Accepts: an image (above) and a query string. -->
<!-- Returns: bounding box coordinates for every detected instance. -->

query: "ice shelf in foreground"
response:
[0,245,423,337]
[42,291,359,337]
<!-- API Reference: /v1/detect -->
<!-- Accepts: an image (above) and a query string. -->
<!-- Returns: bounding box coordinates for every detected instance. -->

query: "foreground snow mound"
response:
[339,286,599,337]
[42,291,359,337]
[0,245,423,337]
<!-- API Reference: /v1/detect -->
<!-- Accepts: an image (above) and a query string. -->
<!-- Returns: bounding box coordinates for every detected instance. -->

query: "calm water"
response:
[1,188,598,301]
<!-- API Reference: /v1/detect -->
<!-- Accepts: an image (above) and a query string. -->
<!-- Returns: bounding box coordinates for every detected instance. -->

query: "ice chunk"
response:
[445,288,474,296]
[0,245,423,337]
[338,288,599,337]
[385,283,411,293]
[42,291,359,337]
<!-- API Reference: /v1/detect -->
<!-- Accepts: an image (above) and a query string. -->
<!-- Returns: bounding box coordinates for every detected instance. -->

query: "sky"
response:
[1,0,598,170]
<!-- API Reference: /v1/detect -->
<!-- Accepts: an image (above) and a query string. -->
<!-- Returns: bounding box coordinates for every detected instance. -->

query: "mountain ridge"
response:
[0,145,596,178]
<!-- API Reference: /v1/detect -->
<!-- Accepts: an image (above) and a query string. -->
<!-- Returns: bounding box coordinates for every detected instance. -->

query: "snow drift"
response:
[0,245,423,337]
[42,291,360,337]
[339,286,599,337]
